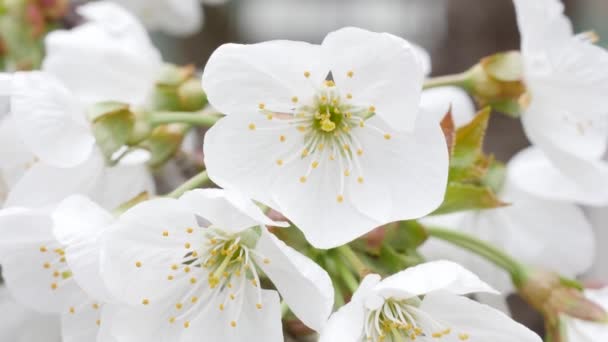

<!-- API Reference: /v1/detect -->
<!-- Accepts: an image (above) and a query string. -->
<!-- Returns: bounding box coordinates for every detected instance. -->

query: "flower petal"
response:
[53,195,115,302]
[319,274,381,342]
[60,299,102,342]
[254,228,333,330]
[92,161,156,210]
[184,287,283,342]
[103,305,184,342]
[0,208,89,313]
[202,39,325,116]
[373,260,498,300]
[43,2,162,105]
[347,113,448,225]
[178,189,287,235]
[0,286,61,342]
[101,198,198,305]
[513,0,572,52]
[420,86,476,127]
[11,72,95,168]
[420,291,542,342]
[323,27,424,132]
[108,0,203,36]
[5,152,105,209]
[508,146,608,205]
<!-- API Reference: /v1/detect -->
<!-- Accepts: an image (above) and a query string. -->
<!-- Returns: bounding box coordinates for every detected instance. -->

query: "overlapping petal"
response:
[323,27,424,132]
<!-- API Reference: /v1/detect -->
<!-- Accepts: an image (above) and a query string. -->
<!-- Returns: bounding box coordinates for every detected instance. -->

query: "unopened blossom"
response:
[0,286,61,342]
[42,1,163,105]
[319,260,542,342]
[509,0,608,205]
[203,27,449,248]
[101,189,334,341]
[566,287,608,342]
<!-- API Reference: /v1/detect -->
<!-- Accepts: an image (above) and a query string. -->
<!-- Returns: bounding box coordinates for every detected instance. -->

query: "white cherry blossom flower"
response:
[566,287,608,342]
[101,189,334,342]
[202,27,449,248]
[0,286,61,342]
[319,260,542,342]
[43,1,164,106]
[510,0,608,205]
[1,71,154,210]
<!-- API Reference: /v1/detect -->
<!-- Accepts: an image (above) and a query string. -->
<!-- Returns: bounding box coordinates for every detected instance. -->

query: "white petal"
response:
[420,86,476,127]
[43,2,162,105]
[11,72,94,167]
[202,39,325,116]
[347,113,449,226]
[5,152,105,209]
[254,228,333,331]
[101,198,199,305]
[421,291,542,342]
[319,274,381,342]
[52,195,115,302]
[60,299,102,342]
[513,0,572,52]
[92,160,156,210]
[522,101,608,160]
[508,147,608,205]
[108,0,203,36]
[103,305,184,342]
[411,42,432,76]
[373,260,498,300]
[184,287,283,342]
[323,27,424,132]
[0,286,61,342]
[0,115,35,186]
[0,208,89,313]
[178,189,287,234]
[586,207,608,280]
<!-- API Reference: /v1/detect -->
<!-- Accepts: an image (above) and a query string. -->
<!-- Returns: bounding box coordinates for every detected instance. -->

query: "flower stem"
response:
[336,245,369,279]
[149,111,221,127]
[167,170,210,198]
[426,226,527,285]
[423,72,471,90]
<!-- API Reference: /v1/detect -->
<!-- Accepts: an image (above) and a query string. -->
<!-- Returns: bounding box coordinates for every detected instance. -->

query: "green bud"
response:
[464,51,528,117]
[152,64,207,112]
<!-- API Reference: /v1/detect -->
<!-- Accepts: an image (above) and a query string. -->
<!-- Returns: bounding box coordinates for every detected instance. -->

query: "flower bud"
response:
[465,51,527,117]
[140,123,188,168]
[152,64,207,112]
[89,102,136,163]
[518,270,608,328]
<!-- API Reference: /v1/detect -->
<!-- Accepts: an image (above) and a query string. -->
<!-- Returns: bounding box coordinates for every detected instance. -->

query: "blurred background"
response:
[152,0,608,163]
[146,1,608,338]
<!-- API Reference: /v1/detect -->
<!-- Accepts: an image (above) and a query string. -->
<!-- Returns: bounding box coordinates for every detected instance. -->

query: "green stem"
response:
[149,112,221,127]
[427,226,527,285]
[423,72,471,90]
[338,260,360,293]
[336,245,369,279]
[167,170,210,198]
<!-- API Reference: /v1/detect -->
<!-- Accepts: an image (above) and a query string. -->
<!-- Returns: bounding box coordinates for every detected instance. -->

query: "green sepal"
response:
[432,182,507,215]
[449,107,491,182]
[140,124,187,168]
[89,102,135,162]
[481,51,523,82]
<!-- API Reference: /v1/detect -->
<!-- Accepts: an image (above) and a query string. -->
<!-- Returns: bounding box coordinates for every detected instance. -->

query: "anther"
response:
[304,71,310,78]
[279,135,286,142]
[185,243,191,249]
[357,177,364,184]
[135,261,142,268]
[184,321,190,328]
[258,103,265,110]
[142,299,150,305]
[69,307,75,314]
[291,96,299,103]
[346,93,352,99]
[384,133,391,140]
[347,70,354,78]
[369,106,376,113]
[312,161,319,169]
[256,303,263,310]
[276,159,283,166]
[176,303,183,310]
[230,321,237,328]
[162,231,169,237]
[39,246,47,252]
[248,123,256,130]
[337,195,344,203]
[187,227,194,234]
[299,176,307,183]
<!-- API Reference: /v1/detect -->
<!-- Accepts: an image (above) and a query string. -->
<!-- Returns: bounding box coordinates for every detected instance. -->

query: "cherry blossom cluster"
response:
[0,0,607,341]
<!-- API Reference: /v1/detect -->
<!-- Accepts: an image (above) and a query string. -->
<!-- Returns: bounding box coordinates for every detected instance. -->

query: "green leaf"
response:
[432,182,507,215]
[90,102,134,161]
